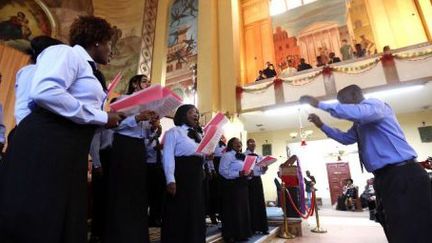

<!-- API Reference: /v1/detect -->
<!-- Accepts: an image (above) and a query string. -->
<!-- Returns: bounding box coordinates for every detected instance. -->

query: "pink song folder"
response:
[107,72,122,95]
[196,125,223,154]
[110,84,182,117]
[256,156,277,167]
[203,112,229,133]
[243,155,257,174]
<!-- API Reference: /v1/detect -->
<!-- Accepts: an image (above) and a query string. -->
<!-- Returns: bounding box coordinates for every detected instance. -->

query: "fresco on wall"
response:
[0,0,56,51]
[0,0,148,94]
[272,0,376,73]
[165,0,198,104]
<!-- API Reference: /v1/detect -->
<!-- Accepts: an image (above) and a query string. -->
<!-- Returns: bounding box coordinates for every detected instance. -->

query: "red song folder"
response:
[243,155,257,175]
[196,125,223,154]
[256,156,277,167]
[203,112,229,133]
[110,84,182,117]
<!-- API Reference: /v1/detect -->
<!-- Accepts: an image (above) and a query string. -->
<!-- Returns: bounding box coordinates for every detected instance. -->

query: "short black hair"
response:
[247,138,255,144]
[69,16,114,48]
[30,35,63,63]
[337,84,363,100]
[226,137,240,152]
[173,104,195,126]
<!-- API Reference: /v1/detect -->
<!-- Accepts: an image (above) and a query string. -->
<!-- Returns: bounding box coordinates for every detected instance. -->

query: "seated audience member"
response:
[297,58,312,71]
[263,61,277,78]
[354,43,365,58]
[255,70,267,82]
[360,178,377,220]
[340,39,353,61]
[316,56,325,67]
[328,52,341,64]
[336,178,358,211]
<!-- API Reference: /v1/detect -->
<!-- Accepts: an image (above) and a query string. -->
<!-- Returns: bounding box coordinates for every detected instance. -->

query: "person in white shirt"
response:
[15,36,63,126]
[104,74,156,243]
[161,104,210,243]
[207,137,226,224]
[0,16,124,243]
[219,137,253,242]
[244,138,269,235]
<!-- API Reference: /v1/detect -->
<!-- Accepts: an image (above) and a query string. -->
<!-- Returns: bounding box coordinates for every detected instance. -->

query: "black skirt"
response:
[208,157,222,215]
[221,177,252,240]
[0,108,96,243]
[161,156,206,243]
[248,176,269,232]
[104,133,149,243]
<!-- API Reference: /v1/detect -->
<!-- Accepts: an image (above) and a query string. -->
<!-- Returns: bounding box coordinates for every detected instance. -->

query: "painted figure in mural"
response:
[360,35,376,56]
[182,0,198,18]
[0,12,31,41]
[170,8,188,26]
[111,25,122,56]
[183,34,196,54]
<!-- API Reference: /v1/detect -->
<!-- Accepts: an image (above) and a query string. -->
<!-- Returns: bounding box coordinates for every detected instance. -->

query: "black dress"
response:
[104,133,149,243]
[248,176,269,233]
[161,156,206,243]
[0,108,96,243]
[221,176,252,241]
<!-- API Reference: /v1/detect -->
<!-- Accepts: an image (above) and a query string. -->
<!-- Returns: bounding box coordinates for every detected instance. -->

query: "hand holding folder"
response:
[256,156,277,167]
[242,155,257,175]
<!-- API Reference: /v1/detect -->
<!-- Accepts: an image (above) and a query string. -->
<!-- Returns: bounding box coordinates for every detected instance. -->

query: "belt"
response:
[373,159,417,177]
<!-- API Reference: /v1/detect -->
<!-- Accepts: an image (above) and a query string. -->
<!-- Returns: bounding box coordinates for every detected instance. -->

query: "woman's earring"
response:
[95,43,99,47]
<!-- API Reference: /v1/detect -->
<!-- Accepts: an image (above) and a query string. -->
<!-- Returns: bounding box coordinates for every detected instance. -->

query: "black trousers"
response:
[374,162,432,243]
[0,108,96,243]
[90,147,112,238]
[104,134,149,243]
[147,163,165,226]
[161,156,206,243]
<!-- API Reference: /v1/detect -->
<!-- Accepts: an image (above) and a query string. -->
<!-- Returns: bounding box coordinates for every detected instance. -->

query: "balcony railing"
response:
[237,43,432,113]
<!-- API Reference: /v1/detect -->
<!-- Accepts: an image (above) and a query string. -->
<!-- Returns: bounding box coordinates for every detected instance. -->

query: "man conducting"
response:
[300,85,432,243]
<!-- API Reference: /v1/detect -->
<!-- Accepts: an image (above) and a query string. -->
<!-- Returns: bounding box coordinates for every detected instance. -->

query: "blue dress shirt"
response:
[15,64,36,125]
[162,125,203,184]
[318,98,417,172]
[89,128,114,168]
[30,44,107,125]
[219,150,245,179]
[145,129,161,164]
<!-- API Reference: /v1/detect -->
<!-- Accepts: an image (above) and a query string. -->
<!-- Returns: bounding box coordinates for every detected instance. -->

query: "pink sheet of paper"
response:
[203,112,229,133]
[107,72,122,95]
[243,155,257,174]
[256,156,277,167]
[110,85,182,117]
[196,125,223,154]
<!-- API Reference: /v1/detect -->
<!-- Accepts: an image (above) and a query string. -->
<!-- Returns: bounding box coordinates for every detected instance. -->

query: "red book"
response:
[110,84,182,117]
[243,155,257,175]
[196,125,223,154]
[256,155,277,167]
[203,112,229,133]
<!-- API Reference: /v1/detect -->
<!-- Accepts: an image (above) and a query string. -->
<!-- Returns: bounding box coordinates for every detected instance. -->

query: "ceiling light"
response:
[365,85,424,99]
[264,104,308,116]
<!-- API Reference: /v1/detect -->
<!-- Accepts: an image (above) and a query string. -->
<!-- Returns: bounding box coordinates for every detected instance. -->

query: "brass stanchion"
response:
[311,190,327,233]
[278,182,295,239]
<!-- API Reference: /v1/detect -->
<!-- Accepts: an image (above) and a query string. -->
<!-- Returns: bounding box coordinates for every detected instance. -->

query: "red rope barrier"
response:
[284,188,315,219]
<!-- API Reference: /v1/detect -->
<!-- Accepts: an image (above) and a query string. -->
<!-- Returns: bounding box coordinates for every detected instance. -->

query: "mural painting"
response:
[165,0,198,104]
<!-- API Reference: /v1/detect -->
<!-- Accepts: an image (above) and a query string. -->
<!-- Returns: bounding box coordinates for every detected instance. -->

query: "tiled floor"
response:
[269,208,388,243]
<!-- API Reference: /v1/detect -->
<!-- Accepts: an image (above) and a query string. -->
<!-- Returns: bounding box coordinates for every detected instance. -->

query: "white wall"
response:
[249,110,432,206]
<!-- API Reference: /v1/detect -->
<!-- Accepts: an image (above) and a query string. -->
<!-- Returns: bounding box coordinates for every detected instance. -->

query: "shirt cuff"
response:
[166,175,176,185]
[93,110,108,125]
[320,124,332,134]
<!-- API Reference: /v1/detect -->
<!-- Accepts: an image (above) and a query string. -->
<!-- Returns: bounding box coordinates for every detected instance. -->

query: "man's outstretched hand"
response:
[299,95,319,107]
[308,113,324,128]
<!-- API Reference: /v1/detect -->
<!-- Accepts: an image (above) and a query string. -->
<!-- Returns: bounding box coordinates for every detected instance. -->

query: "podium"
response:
[279,166,301,218]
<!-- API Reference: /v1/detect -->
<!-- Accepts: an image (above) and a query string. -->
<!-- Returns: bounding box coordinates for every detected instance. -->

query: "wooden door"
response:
[326,162,351,205]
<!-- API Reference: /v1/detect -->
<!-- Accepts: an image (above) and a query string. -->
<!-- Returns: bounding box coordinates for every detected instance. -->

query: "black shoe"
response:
[262,231,269,235]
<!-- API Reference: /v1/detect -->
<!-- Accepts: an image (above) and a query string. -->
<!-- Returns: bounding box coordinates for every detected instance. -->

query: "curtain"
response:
[0,44,31,141]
